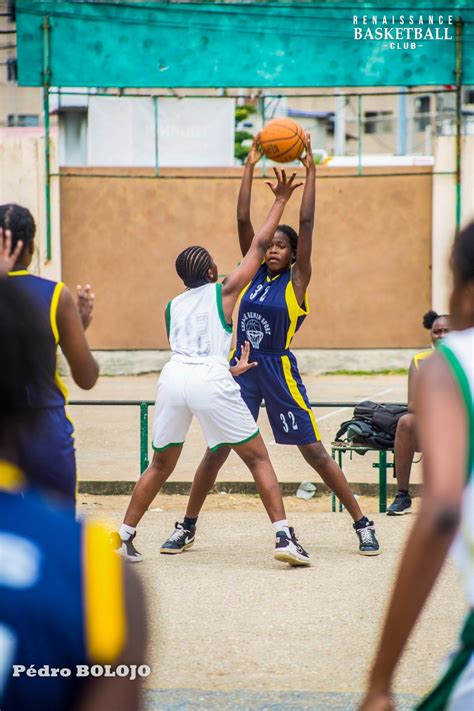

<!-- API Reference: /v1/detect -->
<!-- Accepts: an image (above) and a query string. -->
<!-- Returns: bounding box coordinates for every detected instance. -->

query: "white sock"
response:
[120,523,136,541]
[272,519,290,536]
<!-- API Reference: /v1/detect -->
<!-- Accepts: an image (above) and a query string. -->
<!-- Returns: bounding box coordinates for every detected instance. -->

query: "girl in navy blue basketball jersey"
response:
[161,134,380,556]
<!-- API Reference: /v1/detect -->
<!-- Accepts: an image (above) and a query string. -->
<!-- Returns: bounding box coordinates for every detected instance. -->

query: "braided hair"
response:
[175,246,212,288]
[0,203,36,252]
[422,310,449,330]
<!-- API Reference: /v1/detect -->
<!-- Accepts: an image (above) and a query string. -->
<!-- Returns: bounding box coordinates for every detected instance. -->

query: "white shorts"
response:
[152,359,259,452]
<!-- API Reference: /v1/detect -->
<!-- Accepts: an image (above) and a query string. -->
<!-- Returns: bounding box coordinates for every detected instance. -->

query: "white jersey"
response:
[441,328,474,607]
[166,283,232,367]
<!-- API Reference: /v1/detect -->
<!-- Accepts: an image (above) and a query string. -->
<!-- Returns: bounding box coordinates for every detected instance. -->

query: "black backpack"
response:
[335,401,408,452]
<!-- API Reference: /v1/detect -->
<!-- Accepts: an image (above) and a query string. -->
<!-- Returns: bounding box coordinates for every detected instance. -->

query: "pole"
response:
[397,87,407,156]
[42,16,52,261]
[357,94,362,176]
[153,96,159,177]
[334,89,346,156]
[455,17,463,233]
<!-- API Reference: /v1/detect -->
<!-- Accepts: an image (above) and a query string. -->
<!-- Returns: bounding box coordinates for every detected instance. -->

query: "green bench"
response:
[330,442,395,513]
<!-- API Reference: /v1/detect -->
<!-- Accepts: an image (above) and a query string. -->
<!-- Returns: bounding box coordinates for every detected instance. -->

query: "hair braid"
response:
[175,246,212,288]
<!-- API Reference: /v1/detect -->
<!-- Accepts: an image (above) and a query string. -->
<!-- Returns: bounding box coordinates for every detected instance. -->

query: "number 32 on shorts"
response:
[280,411,298,432]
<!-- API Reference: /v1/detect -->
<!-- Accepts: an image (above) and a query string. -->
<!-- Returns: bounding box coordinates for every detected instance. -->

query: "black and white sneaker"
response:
[274,527,311,566]
[110,531,143,563]
[387,492,412,516]
[354,521,380,556]
[160,522,196,555]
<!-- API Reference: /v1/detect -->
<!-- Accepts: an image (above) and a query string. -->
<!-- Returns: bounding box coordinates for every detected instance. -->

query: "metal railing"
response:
[69,399,406,475]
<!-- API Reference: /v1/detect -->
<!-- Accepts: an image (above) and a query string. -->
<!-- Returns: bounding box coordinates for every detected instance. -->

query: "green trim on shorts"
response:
[152,441,184,452]
[416,610,474,710]
[216,283,233,334]
[439,343,474,481]
[210,429,260,452]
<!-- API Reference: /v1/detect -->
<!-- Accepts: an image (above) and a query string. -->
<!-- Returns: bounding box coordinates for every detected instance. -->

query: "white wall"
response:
[432,135,474,312]
[0,134,61,280]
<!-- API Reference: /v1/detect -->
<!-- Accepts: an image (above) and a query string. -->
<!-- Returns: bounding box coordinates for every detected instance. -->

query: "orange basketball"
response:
[259,117,306,163]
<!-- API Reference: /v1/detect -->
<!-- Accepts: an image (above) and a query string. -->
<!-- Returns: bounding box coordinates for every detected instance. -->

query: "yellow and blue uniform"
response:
[413,349,433,369]
[0,461,126,711]
[8,271,76,503]
[231,263,321,445]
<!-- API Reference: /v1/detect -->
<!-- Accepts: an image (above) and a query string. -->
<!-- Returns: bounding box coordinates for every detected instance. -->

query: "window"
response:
[7,115,40,127]
[364,111,393,134]
[465,89,474,104]
[415,96,431,131]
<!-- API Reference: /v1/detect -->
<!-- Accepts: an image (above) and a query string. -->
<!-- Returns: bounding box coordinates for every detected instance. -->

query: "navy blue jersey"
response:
[8,271,68,409]
[0,462,126,711]
[236,264,309,354]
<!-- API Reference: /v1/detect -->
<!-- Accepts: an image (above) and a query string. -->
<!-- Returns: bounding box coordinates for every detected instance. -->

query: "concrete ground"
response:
[79,494,467,711]
[66,373,423,488]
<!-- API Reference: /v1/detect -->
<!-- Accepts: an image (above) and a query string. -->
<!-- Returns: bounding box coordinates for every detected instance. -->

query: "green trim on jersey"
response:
[416,610,474,710]
[210,428,259,452]
[439,343,474,481]
[165,300,172,338]
[215,283,233,334]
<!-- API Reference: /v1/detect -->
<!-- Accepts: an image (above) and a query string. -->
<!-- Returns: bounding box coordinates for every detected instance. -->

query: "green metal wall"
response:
[16,0,474,88]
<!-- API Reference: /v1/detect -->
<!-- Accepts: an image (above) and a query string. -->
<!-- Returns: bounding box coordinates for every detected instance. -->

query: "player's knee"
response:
[397,414,415,435]
[301,442,331,469]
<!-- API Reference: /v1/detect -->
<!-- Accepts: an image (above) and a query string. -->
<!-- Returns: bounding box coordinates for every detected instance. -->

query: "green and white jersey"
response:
[166,283,233,366]
[440,328,474,607]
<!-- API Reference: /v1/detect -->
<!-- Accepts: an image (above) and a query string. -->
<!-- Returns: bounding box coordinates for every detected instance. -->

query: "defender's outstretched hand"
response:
[265,167,303,201]
[0,228,23,278]
[299,132,315,171]
[76,284,95,330]
[246,133,263,166]
[230,341,258,377]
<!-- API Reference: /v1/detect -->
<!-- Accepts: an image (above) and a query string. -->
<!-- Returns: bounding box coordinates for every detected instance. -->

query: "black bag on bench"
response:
[335,401,408,452]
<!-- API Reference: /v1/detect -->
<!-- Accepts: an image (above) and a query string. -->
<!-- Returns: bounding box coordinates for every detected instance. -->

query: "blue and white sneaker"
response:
[274,527,311,566]
[160,522,196,555]
[110,531,143,563]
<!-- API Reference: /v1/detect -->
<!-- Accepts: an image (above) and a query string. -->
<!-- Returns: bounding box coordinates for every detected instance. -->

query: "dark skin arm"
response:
[75,566,147,711]
[292,133,315,306]
[360,353,467,711]
[222,168,302,322]
[236,133,262,257]
[57,285,99,390]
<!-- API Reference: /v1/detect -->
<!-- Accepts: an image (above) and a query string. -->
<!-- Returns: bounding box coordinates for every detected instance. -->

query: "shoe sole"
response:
[160,540,195,555]
[113,549,143,563]
[387,509,412,516]
[358,549,381,556]
[274,552,311,566]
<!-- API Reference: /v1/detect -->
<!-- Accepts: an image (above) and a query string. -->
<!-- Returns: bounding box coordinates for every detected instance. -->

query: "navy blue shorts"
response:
[20,407,77,505]
[231,350,321,446]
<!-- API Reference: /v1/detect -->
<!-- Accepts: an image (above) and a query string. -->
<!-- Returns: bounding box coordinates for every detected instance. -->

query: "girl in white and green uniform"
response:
[361,221,474,711]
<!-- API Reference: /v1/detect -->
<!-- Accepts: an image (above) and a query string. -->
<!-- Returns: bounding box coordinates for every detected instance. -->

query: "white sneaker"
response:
[274,528,311,566]
[110,531,143,563]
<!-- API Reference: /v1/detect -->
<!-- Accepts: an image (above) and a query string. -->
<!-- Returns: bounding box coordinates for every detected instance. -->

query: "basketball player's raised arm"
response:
[236,134,262,257]
[222,168,302,320]
[57,285,99,390]
[360,353,466,711]
[292,133,315,306]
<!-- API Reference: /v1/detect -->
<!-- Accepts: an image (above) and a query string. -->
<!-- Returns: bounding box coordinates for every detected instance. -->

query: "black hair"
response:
[176,246,212,288]
[0,203,36,251]
[422,310,449,330]
[0,281,50,438]
[275,224,298,253]
[452,221,474,285]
